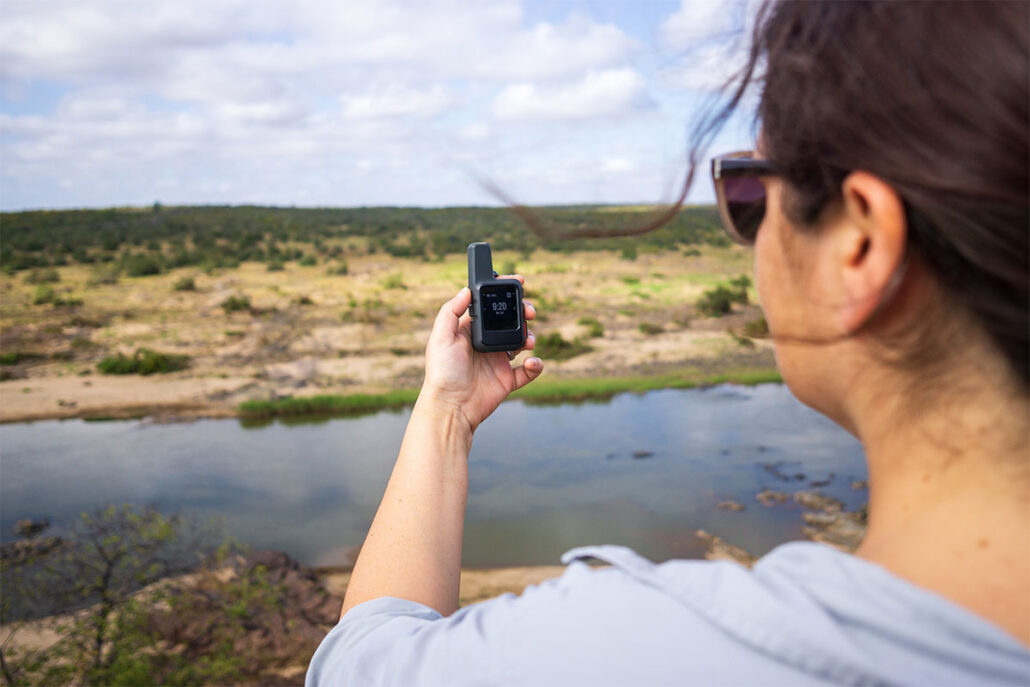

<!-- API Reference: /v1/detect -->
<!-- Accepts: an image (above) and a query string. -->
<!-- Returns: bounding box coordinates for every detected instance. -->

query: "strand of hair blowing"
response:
[755,0,1029,386]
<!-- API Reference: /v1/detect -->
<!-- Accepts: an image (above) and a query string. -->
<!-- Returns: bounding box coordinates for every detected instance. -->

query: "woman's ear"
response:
[836,171,908,333]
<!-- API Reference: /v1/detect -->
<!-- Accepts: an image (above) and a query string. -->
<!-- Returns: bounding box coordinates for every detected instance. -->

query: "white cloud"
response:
[491,68,652,123]
[0,0,756,209]
[659,0,742,49]
[340,84,451,120]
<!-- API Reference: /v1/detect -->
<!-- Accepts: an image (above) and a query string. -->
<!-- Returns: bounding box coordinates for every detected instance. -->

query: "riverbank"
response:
[1,247,775,423]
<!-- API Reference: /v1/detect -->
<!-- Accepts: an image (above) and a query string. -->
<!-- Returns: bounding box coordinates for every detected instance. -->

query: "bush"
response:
[266,260,285,272]
[638,322,664,336]
[729,274,751,304]
[744,315,769,338]
[122,253,163,277]
[534,332,592,361]
[380,273,406,290]
[173,276,197,292]
[577,316,604,338]
[298,255,317,267]
[220,294,251,313]
[25,268,60,284]
[32,285,56,305]
[696,285,736,317]
[97,348,190,375]
[326,260,348,276]
[620,244,638,261]
[88,266,120,286]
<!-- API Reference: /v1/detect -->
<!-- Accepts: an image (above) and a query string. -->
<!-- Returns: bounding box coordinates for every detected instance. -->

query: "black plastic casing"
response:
[468,242,526,353]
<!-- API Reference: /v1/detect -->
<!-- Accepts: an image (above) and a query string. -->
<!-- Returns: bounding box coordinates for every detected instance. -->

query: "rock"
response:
[809,472,835,487]
[851,480,868,491]
[631,450,654,460]
[12,518,50,538]
[801,511,867,553]
[716,500,746,512]
[695,530,757,568]
[756,488,790,507]
[0,536,64,566]
[793,491,843,514]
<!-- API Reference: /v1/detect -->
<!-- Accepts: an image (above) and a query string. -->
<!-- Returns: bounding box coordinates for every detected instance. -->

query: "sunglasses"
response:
[711,151,778,245]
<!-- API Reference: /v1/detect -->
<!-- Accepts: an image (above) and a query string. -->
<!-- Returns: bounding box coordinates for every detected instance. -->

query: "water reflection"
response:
[0,384,866,567]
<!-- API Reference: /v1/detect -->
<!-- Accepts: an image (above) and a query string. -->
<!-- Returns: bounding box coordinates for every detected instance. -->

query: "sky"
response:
[0,0,759,211]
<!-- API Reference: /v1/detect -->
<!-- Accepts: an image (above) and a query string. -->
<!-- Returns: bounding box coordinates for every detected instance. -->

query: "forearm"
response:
[341,393,474,618]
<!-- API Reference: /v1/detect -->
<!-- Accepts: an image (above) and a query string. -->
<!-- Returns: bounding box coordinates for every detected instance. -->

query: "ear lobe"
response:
[838,171,908,333]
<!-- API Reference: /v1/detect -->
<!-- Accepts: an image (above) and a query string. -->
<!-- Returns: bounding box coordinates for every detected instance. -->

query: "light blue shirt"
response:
[306,542,1029,686]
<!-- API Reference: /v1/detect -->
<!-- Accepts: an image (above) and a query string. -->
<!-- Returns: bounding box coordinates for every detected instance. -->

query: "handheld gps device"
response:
[468,242,526,353]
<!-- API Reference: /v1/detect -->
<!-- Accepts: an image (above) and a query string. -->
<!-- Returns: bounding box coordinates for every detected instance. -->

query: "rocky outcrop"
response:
[695,529,758,568]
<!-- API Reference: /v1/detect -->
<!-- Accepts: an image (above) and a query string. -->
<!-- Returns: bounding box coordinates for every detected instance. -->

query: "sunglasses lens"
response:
[723,177,766,244]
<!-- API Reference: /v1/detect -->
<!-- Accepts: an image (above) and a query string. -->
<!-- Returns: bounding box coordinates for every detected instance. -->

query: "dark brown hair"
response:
[739,0,1029,386]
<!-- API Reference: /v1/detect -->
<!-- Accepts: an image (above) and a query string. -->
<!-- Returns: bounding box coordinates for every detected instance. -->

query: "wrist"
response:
[412,391,475,455]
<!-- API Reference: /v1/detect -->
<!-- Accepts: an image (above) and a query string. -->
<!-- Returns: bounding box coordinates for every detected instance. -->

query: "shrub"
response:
[266,260,285,272]
[577,316,604,338]
[122,253,163,277]
[638,322,664,336]
[32,285,56,305]
[294,295,314,306]
[327,261,349,276]
[696,285,735,317]
[683,247,702,257]
[380,273,406,290]
[298,255,317,267]
[87,266,120,286]
[729,274,751,304]
[25,268,60,284]
[220,294,251,313]
[98,348,189,375]
[620,244,638,261]
[173,276,197,292]
[534,332,592,361]
[620,276,640,285]
[744,315,769,338]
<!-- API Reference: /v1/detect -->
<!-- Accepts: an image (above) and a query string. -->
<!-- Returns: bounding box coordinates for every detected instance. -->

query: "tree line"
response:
[0,204,728,274]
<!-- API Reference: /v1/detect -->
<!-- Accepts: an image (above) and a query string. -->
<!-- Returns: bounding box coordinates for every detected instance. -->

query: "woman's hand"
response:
[421,277,542,434]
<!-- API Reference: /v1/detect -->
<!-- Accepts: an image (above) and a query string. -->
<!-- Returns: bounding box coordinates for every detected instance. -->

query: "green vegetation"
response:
[577,316,604,338]
[32,284,56,305]
[0,205,727,274]
[25,267,60,284]
[326,260,349,276]
[238,390,421,418]
[0,504,295,686]
[534,332,593,361]
[380,272,406,290]
[220,294,251,313]
[744,315,769,338]
[696,275,751,317]
[172,275,197,291]
[0,351,43,365]
[97,348,190,375]
[638,322,664,336]
[237,368,783,421]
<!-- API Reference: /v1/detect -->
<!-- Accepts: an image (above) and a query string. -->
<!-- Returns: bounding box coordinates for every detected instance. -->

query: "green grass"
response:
[238,389,421,418]
[235,368,782,420]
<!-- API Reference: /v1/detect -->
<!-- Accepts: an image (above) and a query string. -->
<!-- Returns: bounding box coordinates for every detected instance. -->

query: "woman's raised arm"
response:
[341,283,541,617]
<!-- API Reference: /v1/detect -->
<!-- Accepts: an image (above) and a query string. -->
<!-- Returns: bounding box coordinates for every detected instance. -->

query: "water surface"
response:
[0,384,867,566]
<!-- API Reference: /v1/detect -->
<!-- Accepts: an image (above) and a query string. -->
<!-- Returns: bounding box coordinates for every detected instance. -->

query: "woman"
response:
[308,1,1028,684]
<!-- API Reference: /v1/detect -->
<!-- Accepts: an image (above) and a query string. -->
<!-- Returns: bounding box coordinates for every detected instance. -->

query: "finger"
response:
[523,301,536,321]
[522,331,536,351]
[498,274,525,285]
[511,357,544,391]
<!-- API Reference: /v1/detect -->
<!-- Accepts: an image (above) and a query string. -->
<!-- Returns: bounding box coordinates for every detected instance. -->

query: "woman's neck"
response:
[852,365,1030,645]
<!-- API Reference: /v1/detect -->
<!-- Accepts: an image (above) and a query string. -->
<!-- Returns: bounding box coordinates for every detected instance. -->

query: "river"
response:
[0,384,867,567]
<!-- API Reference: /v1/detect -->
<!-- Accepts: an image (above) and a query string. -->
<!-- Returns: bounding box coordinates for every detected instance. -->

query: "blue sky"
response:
[0,0,758,211]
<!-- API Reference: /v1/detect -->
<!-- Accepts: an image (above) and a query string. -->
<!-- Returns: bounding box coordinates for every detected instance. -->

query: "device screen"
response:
[480,284,519,331]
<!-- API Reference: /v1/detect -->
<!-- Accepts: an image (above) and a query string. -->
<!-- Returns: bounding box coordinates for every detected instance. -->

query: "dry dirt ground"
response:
[0,247,774,423]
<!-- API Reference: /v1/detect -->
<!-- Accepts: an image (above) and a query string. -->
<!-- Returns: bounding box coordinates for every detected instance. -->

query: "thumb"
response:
[511,357,544,391]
